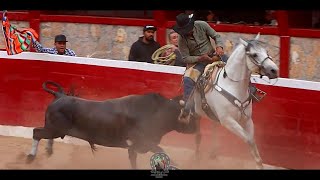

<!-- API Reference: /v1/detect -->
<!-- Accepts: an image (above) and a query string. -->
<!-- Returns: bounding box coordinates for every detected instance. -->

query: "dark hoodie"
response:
[128,37,161,63]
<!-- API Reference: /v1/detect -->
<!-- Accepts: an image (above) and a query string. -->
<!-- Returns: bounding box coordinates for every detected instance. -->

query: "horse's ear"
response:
[239,38,248,47]
[255,33,260,40]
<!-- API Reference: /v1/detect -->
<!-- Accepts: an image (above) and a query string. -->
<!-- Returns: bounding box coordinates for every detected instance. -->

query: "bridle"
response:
[248,54,273,78]
[245,42,274,78]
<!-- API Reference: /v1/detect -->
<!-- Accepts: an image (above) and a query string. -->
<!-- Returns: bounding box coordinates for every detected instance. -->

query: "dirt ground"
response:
[0,135,283,170]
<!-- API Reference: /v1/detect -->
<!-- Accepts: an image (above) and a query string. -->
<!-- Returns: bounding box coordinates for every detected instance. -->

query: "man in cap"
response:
[128,25,161,63]
[32,34,76,56]
[173,13,228,123]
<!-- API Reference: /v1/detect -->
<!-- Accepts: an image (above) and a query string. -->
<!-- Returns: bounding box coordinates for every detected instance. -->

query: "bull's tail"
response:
[42,81,65,98]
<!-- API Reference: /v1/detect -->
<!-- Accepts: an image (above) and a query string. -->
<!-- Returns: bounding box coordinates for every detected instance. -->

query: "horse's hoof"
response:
[257,164,264,169]
[255,161,264,169]
[46,148,53,157]
[26,154,35,163]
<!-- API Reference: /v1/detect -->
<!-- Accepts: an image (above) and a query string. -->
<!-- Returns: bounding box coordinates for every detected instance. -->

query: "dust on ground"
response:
[0,135,283,170]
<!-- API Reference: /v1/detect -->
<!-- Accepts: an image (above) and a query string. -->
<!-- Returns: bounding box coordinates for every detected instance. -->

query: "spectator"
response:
[128,25,161,63]
[206,11,219,23]
[263,10,278,26]
[152,30,185,67]
[32,34,76,56]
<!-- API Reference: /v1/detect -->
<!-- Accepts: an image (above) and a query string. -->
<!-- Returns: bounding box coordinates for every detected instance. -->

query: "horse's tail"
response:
[42,81,65,98]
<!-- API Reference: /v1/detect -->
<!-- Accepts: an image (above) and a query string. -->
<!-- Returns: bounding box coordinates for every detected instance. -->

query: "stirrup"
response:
[251,88,267,102]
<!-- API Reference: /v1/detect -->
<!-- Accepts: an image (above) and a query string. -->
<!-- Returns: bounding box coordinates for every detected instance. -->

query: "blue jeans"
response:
[183,63,207,113]
[220,54,228,63]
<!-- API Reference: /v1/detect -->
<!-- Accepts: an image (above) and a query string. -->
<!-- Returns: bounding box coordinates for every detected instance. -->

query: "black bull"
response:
[27,81,200,168]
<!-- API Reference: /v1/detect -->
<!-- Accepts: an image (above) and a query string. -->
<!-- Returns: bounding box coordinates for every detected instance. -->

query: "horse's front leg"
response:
[244,118,264,169]
[221,116,263,169]
[209,121,220,159]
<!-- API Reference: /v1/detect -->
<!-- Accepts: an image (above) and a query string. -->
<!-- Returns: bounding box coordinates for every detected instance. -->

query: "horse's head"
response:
[239,33,279,79]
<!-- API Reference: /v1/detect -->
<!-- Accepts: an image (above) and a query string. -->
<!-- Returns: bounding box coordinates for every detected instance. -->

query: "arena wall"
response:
[0,51,319,169]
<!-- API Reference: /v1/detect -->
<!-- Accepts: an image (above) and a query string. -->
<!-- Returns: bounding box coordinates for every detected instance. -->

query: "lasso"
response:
[152,44,177,65]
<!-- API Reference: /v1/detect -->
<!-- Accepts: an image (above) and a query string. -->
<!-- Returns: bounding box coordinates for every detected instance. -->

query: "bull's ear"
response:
[239,38,248,47]
[255,32,260,40]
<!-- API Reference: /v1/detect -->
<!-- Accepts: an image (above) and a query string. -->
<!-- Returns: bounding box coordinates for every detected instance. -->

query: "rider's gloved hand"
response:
[198,54,213,63]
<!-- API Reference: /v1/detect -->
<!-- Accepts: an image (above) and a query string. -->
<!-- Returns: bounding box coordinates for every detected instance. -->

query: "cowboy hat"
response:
[173,13,196,36]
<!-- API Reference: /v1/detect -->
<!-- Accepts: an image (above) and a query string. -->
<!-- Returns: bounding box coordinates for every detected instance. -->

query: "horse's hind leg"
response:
[221,116,263,169]
[195,116,201,161]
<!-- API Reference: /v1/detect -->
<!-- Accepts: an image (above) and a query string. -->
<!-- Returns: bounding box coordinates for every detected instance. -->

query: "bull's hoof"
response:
[46,148,53,157]
[26,154,35,164]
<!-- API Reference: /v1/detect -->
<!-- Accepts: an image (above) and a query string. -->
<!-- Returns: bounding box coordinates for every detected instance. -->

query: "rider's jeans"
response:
[183,63,207,113]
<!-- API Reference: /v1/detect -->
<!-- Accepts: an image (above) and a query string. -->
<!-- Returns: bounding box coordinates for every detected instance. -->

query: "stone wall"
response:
[1,21,319,82]
[40,22,147,60]
[217,32,280,67]
[290,37,320,82]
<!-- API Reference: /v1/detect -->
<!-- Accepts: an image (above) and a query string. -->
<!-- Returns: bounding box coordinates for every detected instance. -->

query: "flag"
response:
[1,11,39,55]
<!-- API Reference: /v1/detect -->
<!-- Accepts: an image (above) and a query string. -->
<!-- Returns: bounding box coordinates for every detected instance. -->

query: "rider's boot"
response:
[178,77,197,124]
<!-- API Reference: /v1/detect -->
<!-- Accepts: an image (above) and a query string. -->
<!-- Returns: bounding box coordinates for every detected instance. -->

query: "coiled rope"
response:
[152,44,177,65]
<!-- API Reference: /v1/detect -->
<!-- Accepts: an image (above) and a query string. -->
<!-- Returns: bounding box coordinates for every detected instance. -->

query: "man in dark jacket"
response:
[128,25,161,63]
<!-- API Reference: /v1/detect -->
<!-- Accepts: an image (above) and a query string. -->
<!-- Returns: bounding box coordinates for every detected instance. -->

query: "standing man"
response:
[33,34,76,56]
[173,13,227,122]
[128,25,161,63]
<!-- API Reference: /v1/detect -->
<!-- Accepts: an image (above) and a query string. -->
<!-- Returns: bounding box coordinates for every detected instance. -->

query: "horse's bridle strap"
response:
[249,55,272,76]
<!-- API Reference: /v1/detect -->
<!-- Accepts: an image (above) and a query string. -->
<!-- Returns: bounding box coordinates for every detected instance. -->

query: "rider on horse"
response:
[173,13,264,123]
[173,13,228,123]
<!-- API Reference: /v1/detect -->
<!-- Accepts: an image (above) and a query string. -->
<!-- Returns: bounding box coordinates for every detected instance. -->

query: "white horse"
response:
[191,33,279,169]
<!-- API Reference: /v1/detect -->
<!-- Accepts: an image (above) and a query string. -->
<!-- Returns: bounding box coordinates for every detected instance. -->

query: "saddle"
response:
[196,61,225,122]
[181,61,225,123]
[182,60,267,123]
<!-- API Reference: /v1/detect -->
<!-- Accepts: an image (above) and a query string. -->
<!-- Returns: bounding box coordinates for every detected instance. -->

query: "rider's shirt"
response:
[178,21,224,64]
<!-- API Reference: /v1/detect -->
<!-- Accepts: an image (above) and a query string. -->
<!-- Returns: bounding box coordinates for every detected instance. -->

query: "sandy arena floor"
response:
[0,135,283,170]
